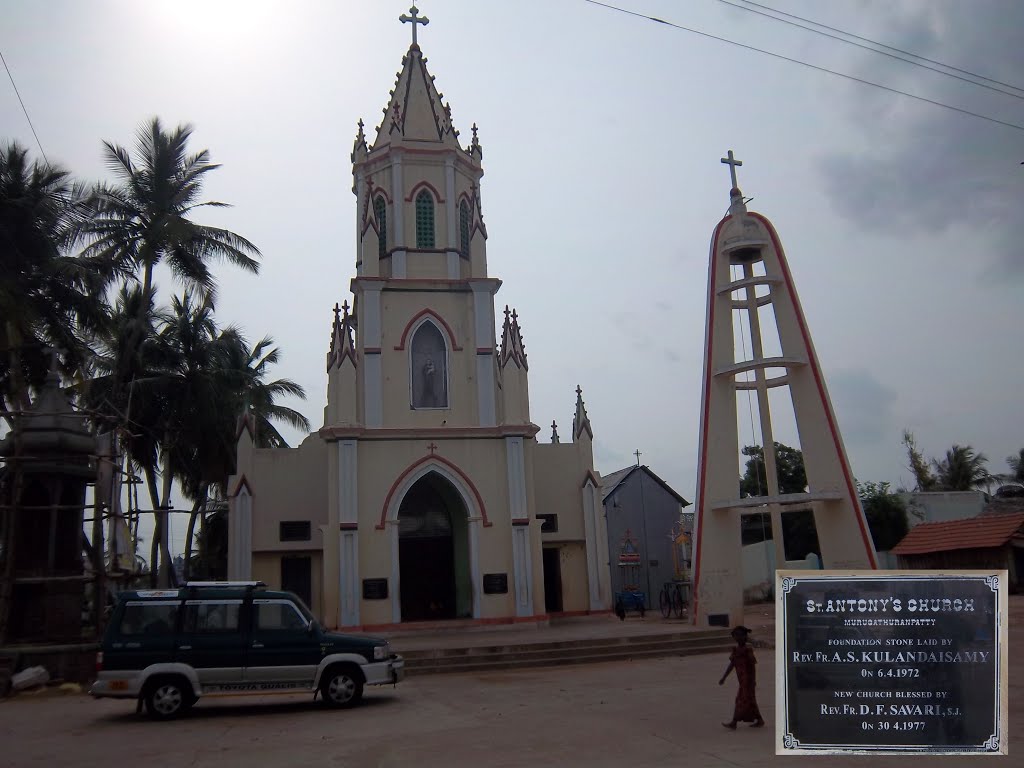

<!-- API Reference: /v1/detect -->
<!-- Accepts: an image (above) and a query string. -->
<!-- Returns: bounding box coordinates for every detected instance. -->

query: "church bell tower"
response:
[690,152,877,628]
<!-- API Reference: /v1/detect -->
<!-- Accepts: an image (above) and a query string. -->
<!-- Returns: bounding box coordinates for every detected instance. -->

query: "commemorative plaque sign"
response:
[776,570,1007,755]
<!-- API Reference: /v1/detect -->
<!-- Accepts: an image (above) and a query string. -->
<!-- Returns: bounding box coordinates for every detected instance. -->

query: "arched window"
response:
[415,189,435,248]
[374,195,387,258]
[410,321,448,408]
[459,200,471,258]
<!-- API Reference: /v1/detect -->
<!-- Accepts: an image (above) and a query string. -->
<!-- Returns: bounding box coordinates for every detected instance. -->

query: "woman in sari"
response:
[719,625,765,729]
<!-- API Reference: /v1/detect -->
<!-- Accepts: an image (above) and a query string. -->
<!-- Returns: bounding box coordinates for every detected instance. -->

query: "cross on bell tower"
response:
[720,149,743,192]
[399,5,430,45]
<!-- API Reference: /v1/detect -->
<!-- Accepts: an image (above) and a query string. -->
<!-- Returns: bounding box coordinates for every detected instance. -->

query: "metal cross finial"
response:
[721,149,743,190]
[576,385,583,397]
[400,5,429,45]
[634,449,642,467]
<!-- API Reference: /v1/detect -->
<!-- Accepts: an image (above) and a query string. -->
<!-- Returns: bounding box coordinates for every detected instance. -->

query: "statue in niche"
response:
[411,322,447,408]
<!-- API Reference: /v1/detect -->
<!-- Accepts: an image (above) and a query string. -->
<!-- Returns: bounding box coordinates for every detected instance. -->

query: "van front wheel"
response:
[320,665,364,708]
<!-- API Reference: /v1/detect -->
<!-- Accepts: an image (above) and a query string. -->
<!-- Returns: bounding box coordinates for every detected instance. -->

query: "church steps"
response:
[403,641,733,675]
[396,628,729,659]
[398,631,735,675]
[391,626,729,659]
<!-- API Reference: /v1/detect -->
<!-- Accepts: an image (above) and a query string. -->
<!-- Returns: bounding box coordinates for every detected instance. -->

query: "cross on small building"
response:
[720,149,743,190]
[634,449,642,467]
[427,442,439,454]
[400,5,429,45]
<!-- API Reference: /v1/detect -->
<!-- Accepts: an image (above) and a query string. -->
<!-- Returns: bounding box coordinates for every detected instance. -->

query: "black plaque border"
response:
[775,570,1007,756]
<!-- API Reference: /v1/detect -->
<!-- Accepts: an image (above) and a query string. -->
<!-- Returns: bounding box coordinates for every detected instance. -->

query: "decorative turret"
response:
[499,306,530,424]
[572,385,593,442]
[469,122,483,161]
[499,305,527,370]
[351,119,368,165]
[325,301,359,426]
[326,300,357,371]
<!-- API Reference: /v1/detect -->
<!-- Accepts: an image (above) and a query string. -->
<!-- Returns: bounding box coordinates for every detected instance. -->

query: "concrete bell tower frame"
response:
[690,152,877,628]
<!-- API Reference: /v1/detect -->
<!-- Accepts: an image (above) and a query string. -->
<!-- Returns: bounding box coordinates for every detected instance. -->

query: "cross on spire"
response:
[634,449,642,467]
[720,149,743,191]
[400,5,429,45]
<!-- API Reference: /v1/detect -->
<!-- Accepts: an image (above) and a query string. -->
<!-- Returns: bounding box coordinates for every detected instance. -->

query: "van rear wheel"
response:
[320,665,364,708]
[144,676,194,720]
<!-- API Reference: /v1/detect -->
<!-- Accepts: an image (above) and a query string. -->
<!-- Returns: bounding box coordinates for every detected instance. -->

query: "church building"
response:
[227,9,612,630]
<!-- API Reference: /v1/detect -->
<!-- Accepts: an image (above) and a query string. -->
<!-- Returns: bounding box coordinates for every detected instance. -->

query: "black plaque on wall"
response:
[776,571,1007,755]
[483,573,508,594]
[362,578,388,600]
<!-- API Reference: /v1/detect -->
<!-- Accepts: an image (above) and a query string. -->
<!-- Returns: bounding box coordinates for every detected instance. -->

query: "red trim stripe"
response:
[394,308,463,351]
[750,212,877,568]
[691,216,729,624]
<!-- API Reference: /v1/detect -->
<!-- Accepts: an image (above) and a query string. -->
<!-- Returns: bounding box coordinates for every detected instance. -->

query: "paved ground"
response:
[1,600,1017,767]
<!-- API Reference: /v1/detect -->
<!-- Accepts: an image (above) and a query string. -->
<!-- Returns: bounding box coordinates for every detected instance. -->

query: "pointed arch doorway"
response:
[397,472,473,621]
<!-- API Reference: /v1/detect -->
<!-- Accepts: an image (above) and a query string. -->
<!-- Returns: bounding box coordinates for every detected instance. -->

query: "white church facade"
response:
[227,20,611,630]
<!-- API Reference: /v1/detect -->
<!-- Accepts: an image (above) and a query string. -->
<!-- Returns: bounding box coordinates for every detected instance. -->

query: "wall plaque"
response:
[776,570,1007,755]
[483,573,508,594]
[362,578,388,600]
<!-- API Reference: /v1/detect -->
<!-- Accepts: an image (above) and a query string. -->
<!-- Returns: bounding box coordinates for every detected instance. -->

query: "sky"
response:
[2,0,1022,554]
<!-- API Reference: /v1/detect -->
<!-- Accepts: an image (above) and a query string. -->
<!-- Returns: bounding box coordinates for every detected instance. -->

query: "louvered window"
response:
[415,189,435,248]
[460,200,471,257]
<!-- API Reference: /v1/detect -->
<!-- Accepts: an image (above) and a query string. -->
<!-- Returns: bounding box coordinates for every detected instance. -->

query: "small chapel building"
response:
[227,18,611,630]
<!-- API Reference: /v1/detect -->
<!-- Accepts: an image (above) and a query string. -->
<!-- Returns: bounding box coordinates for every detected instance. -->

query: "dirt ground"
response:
[1,598,1018,768]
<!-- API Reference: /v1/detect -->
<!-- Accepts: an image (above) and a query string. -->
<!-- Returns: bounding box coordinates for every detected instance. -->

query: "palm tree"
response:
[180,329,310,578]
[80,284,168,582]
[1005,449,1024,486]
[78,118,260,392]
[934,445,991,492]
[222,332,310,447]
[77,118,261,582]
[0,143,101,417]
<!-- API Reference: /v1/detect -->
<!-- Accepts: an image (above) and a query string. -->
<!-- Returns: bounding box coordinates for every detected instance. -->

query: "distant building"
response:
[899,491,986,527]
[891,513,1024,591]
[601,465,690,609]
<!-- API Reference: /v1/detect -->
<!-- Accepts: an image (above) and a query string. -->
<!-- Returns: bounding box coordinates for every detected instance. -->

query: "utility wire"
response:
[0,47,48,165]
[716,0,1024,101]
[734,0,1024,96]
[582,0,1024,133]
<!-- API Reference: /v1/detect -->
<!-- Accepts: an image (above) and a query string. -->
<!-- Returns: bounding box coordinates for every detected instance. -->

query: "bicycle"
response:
[659,581,688,619]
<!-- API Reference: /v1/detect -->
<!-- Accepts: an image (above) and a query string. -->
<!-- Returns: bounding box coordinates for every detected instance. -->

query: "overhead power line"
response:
[715,0,1024,101]
[581,0,1024,133]
[0,47,48,164]
[733,0,1024,97]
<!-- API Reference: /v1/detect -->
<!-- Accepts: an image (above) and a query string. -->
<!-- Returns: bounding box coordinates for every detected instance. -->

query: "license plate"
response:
[109,680,129,691]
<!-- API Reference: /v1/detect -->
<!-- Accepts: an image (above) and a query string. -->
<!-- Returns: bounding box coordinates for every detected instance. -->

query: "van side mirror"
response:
[307,619,319,636]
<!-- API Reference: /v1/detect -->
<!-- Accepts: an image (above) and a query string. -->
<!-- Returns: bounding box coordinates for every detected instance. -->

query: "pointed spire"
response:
[327,300,357,371]
[551,420,560,444]
[499,305,528,370]
[369,19,463,150]
[573,385,593,441]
